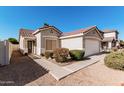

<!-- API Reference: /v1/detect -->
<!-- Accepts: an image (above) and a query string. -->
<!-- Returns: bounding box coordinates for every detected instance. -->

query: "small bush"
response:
[45,51,53,59]
[104,52,124,70]
[111,47,118,52]
[69,50,85,60]
[53,48,69,62]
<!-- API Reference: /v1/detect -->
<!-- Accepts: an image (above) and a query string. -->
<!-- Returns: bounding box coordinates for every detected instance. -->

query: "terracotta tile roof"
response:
[62,26,97,36]
[20,28,35,37]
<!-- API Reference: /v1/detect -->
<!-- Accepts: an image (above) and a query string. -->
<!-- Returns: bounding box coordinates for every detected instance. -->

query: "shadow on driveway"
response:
[0,50,48,86]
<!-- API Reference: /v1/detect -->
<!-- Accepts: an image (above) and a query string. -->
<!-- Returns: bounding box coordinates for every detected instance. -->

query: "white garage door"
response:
[61,37,83,50]
[85,39,100,56]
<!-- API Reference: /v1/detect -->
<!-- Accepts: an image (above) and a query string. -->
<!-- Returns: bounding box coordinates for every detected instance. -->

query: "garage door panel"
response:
[85,39,99,56]
[61,37,83,50]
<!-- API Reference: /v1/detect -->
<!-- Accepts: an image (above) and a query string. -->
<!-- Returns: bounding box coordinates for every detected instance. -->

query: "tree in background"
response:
[120,40,124,48]
[8,38,19,44]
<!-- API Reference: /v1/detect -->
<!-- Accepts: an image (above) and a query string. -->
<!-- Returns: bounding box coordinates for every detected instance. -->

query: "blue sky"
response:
[0,6,124,40]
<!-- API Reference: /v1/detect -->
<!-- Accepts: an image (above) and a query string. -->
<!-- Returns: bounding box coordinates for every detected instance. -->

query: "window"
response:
[46,39,57,50]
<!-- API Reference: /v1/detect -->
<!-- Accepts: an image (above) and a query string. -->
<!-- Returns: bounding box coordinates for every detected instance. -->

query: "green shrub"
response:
[104,52,124,70]
[45,51,53,59]
[53,48,69,62]
[69,50,85,60]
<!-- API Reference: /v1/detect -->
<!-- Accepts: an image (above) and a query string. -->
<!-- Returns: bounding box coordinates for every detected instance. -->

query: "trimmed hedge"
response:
[45,51,53,59]
[53,48,69,62]
[104,52,124,70]
[69,50,85,60]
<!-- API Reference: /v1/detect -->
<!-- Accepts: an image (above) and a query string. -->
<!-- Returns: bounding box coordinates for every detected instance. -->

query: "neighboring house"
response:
[19,24,119,56]
[101,30,119,51]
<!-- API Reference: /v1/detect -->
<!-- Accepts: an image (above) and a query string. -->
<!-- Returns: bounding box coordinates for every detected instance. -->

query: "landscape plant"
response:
[104,52,124,70]
[53,48,69,62]
[45,51,53,59]
[69,50,85,60]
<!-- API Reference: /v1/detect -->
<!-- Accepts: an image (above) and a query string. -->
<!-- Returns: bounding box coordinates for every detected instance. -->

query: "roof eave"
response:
[60,33,84,39]
[83,26,103,40]
[32,26,62,35]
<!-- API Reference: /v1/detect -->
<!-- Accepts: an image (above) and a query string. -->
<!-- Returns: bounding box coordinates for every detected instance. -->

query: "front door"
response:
[28,41,32,53]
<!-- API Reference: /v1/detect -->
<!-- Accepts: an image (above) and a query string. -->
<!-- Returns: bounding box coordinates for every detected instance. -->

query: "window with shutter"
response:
[46,39,57,50]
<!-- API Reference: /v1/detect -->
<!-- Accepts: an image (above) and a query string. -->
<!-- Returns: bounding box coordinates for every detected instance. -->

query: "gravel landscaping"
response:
[27,53,124,86]
[1,51,124,86]
[0,50,48,86]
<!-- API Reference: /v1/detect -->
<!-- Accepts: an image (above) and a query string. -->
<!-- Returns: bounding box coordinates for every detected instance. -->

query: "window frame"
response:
[45,38,57,51]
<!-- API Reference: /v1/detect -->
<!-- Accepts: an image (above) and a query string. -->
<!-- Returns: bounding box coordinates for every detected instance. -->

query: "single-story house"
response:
[19,24,119,56]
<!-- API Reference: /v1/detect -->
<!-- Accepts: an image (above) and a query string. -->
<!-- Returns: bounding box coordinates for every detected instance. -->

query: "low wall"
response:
[8,42,19,61]
[0,40,19,65]
[0,41,5,65]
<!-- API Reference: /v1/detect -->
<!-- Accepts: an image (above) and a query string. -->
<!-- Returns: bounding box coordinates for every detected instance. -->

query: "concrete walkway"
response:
[63,54,105,73]
[29,54,105,81]
[31,58,71,81]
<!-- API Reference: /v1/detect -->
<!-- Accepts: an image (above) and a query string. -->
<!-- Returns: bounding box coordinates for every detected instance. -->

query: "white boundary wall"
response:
[0,40,19,65]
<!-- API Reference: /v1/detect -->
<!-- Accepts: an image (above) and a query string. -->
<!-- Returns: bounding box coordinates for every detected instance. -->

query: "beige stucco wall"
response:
[19,36,29,54]
[19,36,24,50]
[35,32,41,55]
[34,28,60,55]
[85,29,101,39]
[104,32,116,38]
[19,36,27,54]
